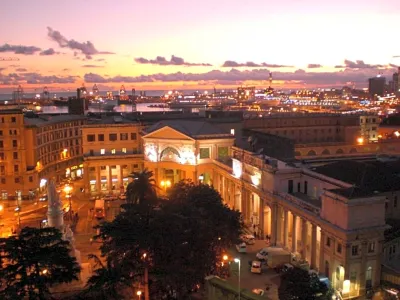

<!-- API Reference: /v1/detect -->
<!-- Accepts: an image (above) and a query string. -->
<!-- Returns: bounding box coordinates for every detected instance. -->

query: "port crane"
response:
[0,57,20,61]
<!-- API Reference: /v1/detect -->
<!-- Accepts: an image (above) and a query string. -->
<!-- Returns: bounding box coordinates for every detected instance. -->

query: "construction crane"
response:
[0,57,20,61]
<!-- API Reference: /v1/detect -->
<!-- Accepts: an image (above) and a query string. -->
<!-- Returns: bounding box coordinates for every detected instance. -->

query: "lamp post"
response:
[136,290,142,300]
[64,185,73,217]
[234,258,241,300]
[160,180,171,192]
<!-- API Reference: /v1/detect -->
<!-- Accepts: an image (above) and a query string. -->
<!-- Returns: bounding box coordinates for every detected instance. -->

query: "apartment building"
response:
[0,109,86,200]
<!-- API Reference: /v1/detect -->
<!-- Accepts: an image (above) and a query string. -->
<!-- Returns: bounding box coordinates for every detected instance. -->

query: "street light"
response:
[234,258,241,300]
[14,206,21,229]
[137,290,142,299]
[160,180,171,192]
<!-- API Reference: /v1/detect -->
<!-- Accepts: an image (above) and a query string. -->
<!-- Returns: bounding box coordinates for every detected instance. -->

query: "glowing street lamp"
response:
[160,180,171,192]
[137,290,142,299]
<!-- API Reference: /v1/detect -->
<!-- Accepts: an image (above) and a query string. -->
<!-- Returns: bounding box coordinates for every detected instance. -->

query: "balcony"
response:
[275,191,321,215]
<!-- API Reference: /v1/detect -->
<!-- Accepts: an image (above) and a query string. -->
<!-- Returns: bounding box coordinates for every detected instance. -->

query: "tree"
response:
[92,181,242,299]
[0,227,80,299]
[278,267,332,300]
[79,254,131,300]
[126,169,157,205]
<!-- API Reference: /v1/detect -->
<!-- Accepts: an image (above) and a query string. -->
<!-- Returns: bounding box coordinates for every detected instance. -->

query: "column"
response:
[311,224,317,269]
[270,203,278,246]
[283,209,289,248]
[241,189,247,222]
[96,166,101,194]
[119,166,124,193]
[292,214,298,253]
[319,230,325,275]
[108,166,112,194]
[329,239,336,281]
[302,218,308,261]
[276,206,282,245]
[258,197,265,239]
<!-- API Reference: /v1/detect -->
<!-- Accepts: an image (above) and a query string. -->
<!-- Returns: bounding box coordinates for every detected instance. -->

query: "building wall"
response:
[243,114,362,144]
[0,110,86,199]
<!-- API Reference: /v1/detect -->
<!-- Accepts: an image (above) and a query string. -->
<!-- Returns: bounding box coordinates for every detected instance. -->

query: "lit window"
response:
[230,129,235,135]
[100,149,105,155]
[122,148,127,153]
[111,149,116,154]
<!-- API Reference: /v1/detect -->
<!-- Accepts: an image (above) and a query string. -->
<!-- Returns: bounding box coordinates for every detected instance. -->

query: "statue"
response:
[47,179,64,230]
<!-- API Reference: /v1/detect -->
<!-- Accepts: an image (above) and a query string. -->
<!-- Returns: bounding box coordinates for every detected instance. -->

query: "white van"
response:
[236,242,247,253]
[251,261,262,274]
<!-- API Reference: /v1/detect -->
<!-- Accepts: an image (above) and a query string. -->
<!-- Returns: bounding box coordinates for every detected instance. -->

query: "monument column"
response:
[258,197,265,239]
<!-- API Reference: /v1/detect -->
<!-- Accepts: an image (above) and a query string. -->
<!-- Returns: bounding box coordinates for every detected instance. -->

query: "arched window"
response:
[160,147,181,162]
[350,148,358,154]
[322,149,330,155]
[336,148,344,154]
[307,150,317,156]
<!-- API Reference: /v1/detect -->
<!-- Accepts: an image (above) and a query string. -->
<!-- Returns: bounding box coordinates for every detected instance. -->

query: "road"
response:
[226,240,280,299]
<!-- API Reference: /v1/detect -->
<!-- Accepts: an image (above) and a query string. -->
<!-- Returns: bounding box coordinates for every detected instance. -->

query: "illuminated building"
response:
[82,116,143,194]
[142,120,235,188]
[0,109,86,200]
[237,86,255,101]
[138,119,385,298]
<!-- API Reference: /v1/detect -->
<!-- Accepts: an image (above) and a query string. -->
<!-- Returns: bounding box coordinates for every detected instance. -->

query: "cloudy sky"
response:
[0,0,399,92]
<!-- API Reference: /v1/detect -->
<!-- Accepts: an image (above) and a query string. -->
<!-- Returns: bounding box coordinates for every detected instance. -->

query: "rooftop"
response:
[143,120,233,139]
[313,160,400,197]
[24,114,86,126]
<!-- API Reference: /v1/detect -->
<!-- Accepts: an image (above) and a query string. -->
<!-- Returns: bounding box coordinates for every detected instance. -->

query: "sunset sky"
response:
[1,0,399,92]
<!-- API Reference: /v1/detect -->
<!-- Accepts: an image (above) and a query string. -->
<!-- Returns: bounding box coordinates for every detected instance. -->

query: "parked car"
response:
[236,242,247,253]
[240,234,256,245]
[39,194,48,202]
[252,289,265,296]
[251,261,262,274]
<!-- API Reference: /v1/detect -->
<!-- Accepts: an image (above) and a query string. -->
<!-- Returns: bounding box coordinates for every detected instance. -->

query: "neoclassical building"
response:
[81,117,386,298]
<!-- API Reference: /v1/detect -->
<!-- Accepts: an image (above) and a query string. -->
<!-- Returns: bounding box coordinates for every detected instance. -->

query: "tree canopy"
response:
[0,227,80,300]
[90,179,243,299]
[126,169,157,205]
[278,267,332,300]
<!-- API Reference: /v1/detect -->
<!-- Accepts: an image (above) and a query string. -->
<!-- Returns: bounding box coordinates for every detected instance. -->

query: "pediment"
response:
[143,126,194,141]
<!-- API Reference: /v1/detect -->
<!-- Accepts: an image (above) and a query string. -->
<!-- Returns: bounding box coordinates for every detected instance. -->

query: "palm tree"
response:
[126,169,157,205]
[80,254,131,300]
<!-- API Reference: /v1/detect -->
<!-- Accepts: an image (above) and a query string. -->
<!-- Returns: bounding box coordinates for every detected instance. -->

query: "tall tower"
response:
[269,72,273,88]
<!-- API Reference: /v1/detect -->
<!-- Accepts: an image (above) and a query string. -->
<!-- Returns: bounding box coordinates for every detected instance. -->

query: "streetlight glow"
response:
[223,255,228,261]
[137,291,142,296]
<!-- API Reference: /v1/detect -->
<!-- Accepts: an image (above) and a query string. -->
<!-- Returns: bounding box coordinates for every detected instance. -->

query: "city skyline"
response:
[1,0,400,92]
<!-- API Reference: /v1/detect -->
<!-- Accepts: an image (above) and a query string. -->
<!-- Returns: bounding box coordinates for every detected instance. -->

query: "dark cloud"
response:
[0,44,41,55]
[343,59,385,69]
[40,48,57,56]
[82,65,104,68]
[83,67,394,87]
[0,71,77,85]
[134,55,212,66]
[47,27,115,59]
[15,68,27,72]
[222,60,292,68]
[307,64,322,68]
